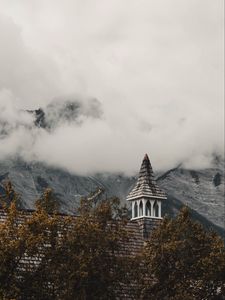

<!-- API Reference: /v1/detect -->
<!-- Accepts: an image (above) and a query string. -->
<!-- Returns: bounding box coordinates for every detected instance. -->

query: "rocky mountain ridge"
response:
[0,156,224,236]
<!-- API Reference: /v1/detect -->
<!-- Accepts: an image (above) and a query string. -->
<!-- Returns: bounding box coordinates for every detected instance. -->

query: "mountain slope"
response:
[158,161,225,229]
[0,158,135,213]
[0,157,224,236]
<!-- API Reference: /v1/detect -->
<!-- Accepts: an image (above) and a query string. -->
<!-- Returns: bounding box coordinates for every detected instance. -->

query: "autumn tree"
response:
[43,196,131,300]
[0,184,134,300]
[142,207,225,300]
[0,202,24,299]
[0,180,23,208]
[0,184,62,299]
[35,188,60,214]
[0,181,26,299]
[17,203,63,299]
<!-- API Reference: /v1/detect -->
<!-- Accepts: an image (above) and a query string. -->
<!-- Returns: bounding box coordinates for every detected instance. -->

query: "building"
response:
[0,154,167,299]
[126,153,167,239]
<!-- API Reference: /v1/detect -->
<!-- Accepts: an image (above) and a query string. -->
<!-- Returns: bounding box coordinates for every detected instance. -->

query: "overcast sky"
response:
[0,0,224,175]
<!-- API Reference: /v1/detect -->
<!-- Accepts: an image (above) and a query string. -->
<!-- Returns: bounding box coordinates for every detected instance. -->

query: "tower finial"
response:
[144,153,149,160]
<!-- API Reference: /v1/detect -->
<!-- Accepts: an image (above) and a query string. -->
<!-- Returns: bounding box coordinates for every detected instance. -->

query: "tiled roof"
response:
[0,209,145,257]
[126,154,167,201]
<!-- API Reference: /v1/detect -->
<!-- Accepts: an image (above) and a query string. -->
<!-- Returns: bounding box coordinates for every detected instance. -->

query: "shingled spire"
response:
[126,154,166,221]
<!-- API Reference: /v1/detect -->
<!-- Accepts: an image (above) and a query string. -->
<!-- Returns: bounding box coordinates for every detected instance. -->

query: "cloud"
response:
[0,1,223,174]
[43,96,103,130]
[0,89,34,137]
[0,96,223,175]
[0,13,62,108]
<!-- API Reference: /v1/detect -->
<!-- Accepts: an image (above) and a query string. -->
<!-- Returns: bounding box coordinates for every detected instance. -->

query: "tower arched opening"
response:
[145,200,151,216]
[139,200,143,216]
[154,201,159,217]
[134,202,138,218]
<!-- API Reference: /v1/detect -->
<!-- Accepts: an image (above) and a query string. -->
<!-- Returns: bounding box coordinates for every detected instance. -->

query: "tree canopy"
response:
[142,207,225,300]
[0,183,133,300]
[0,182,224,299]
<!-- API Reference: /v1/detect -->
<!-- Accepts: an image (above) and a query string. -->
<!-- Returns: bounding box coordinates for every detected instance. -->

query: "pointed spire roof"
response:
[126,154,166,201]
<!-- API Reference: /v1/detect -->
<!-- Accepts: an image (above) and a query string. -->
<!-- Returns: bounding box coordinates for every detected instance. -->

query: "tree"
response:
[44,196,131,300]
[0,180,23,209]
[0,185,133,299]
[35,187,60,214]
[0,184,61,299]
[142,207,225,300]
[0,201,24,299]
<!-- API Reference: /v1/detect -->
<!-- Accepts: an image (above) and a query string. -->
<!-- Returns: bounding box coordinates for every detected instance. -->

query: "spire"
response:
[126,154,166,201]
[144,153,149,160]
[136,154,154,188]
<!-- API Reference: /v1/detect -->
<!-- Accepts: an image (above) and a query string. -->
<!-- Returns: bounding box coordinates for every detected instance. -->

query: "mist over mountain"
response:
[0,0,223,196]
[0,95,224,177]
[0,91,224,237]
[28,97,103,130]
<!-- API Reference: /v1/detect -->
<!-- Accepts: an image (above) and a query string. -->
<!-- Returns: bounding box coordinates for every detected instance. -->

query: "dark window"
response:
[134,202,138,218]
[139,201,143,216]
[146,200,151,216]
[154,201,159,217]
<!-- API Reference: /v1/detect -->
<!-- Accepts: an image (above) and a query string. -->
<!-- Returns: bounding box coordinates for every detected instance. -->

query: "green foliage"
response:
[142,207,225,299]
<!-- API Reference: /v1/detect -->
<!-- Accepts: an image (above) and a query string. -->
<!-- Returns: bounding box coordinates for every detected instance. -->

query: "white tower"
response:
[126,154,167,220]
